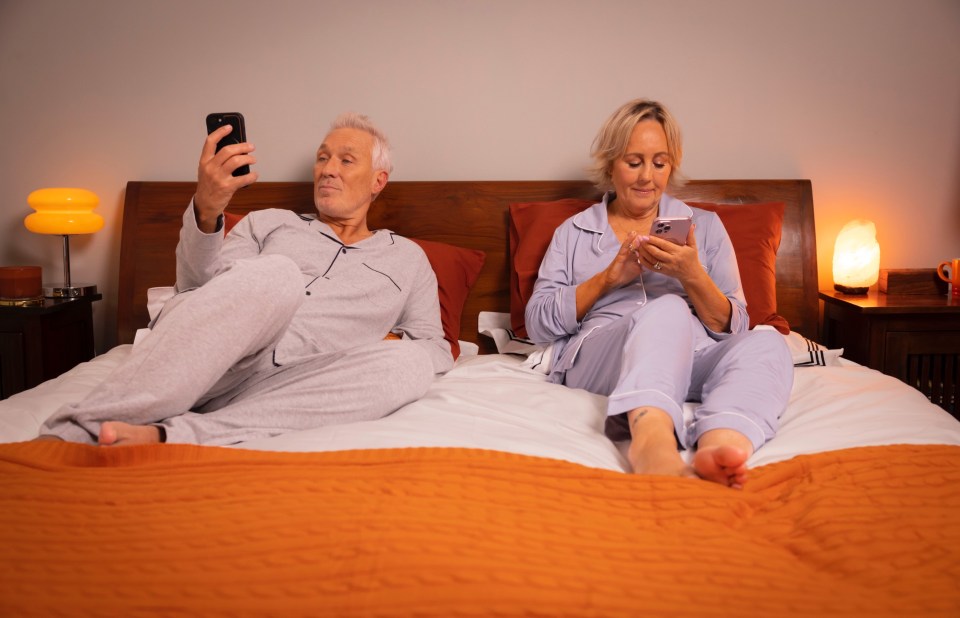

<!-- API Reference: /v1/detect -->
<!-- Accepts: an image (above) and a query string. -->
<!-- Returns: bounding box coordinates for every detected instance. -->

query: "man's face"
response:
[313,128,387,220]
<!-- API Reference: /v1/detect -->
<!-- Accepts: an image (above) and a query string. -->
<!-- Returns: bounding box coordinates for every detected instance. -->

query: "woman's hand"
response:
[575,231,645,320]
[637,223,733,332]
[633,224,700,281]
[605,231,647,288]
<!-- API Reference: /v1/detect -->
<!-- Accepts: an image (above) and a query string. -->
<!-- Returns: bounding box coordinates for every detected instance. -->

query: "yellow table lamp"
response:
[24,188,104,298]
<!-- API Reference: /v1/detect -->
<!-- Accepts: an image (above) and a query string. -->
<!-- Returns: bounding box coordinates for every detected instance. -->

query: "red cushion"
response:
[508,199,789,338]
[688,201,788,334]
[508,199,594,338]
[223,211,245,234]
[222,212,485,359]
[408,238,485,359]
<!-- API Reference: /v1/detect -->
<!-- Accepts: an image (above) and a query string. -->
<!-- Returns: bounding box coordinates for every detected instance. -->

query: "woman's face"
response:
[609,119,672,217]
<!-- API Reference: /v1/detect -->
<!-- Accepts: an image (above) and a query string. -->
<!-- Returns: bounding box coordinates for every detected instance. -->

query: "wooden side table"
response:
[819,290,959,419]
[0,294,101,399]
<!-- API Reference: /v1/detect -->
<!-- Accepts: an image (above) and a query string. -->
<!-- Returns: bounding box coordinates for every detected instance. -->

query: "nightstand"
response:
[819,290,959,418]
[0,294,101,399]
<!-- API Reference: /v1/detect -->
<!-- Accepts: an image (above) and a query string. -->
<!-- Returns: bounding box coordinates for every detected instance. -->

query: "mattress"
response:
[3,335,959,469]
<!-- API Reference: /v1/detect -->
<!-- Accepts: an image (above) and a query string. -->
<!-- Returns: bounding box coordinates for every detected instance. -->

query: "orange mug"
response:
[937,258,960,297]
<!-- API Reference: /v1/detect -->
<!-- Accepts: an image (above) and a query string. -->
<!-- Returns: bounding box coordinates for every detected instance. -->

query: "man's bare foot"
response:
[98,421,161,446]
[33,434,64,441]
[692,445,749,489]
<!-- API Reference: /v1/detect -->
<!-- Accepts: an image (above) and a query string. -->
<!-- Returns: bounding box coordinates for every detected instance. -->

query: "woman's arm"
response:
[678,264,732,333]
[525,226,647,344]
[575,231,645,321]
[635,219,743,334]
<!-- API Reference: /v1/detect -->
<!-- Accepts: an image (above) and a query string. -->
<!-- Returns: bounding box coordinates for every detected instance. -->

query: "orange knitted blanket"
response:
[1,442,958,617]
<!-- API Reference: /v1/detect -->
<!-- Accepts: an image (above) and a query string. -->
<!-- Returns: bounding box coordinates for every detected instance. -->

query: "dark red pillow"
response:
[508,199,789,337]
[687,201,788,334]
[508,199,594,338]
[222,212,485,359]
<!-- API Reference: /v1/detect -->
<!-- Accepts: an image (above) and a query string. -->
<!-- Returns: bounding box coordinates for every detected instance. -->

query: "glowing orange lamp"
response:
[24,188,104,298]
[832,219,880,294]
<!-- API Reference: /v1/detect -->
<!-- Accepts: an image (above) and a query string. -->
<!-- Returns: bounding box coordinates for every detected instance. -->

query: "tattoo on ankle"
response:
[629,411,648,430]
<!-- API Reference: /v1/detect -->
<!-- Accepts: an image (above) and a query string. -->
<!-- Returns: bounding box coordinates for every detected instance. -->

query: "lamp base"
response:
[834,283,869,295]
[43,283,98,298]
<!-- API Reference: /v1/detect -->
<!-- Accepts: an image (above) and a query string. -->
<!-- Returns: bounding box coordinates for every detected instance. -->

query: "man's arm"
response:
[175,125,261,291]
[393,254,454,375]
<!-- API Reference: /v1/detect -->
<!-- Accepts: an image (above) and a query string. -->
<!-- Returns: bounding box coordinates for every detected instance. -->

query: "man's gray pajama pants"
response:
[41,255,435,445]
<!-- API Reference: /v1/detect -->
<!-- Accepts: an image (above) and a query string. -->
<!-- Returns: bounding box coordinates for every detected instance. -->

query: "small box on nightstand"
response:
[878,268,948,295]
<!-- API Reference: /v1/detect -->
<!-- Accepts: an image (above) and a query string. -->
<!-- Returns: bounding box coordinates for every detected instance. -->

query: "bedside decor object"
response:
[937,258,960,298]
[0,293,101,398]
[820,289,959,415]
[832,219,880,294]
[879,268,948,295]
[0,266,43,307]
[24,188,104,298]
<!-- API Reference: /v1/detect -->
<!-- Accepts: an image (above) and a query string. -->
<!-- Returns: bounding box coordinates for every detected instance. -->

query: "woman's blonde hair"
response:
[587,98,685,191]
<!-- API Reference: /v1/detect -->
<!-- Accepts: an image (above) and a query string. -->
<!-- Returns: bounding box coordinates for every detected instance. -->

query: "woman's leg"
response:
[685,329,794,487]
[563,295,705,477]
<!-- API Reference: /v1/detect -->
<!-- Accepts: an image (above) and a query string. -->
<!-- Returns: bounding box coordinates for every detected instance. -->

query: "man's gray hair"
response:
[329,112,393,174]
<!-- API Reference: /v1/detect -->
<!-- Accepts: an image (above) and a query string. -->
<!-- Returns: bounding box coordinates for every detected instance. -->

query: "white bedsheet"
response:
[2,345,958,471]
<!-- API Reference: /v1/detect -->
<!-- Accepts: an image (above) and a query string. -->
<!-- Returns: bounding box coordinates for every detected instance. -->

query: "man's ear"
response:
[372,170,389,195]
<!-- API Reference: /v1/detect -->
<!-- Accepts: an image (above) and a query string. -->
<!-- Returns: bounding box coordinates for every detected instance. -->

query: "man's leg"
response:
[154,339,436,446]
[40,255,304,443]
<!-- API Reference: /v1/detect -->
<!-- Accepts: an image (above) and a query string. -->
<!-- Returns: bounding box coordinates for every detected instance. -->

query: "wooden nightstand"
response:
[0,294,101,399]
[819,290,959,418]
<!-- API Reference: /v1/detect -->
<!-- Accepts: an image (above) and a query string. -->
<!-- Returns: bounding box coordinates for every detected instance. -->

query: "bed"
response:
[1,179,959,617]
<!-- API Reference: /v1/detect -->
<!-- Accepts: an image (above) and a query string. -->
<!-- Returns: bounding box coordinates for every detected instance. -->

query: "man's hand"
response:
[195,124,259,233]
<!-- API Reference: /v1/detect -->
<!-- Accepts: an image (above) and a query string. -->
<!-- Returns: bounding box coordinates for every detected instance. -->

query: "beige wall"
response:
[1,0,958,351]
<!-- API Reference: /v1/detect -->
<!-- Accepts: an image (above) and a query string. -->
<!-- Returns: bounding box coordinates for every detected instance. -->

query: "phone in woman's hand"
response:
[651,216,691,245]
[205,112,250,177]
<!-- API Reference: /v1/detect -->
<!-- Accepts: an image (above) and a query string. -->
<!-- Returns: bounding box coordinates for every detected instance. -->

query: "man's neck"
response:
[319,216,373,245]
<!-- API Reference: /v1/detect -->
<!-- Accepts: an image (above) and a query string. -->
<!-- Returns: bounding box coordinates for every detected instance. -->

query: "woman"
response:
[524,99,793,488]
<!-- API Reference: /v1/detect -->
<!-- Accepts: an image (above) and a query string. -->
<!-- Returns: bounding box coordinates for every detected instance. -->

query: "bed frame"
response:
[118,180,817,351]
[12,180,960,618]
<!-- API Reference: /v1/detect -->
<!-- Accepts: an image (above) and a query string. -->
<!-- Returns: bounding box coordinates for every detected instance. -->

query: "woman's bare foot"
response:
[98,421,161,446]
[693,428,755,489]
[625,407,696,479]
[692,445,749,489]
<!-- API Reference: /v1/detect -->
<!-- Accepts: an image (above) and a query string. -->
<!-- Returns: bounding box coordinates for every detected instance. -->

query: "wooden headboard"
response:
[118,180,817,352]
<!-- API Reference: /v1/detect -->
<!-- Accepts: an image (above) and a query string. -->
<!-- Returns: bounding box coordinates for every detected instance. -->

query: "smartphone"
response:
[205,112,250,177]
[651,216,692,245]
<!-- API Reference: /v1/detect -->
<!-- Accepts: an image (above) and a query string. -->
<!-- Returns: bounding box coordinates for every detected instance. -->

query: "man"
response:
[40,113,452,446]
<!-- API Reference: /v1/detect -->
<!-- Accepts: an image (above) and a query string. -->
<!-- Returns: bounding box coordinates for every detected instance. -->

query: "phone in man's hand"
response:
[651,216,692,245]
[205,112,250,177]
